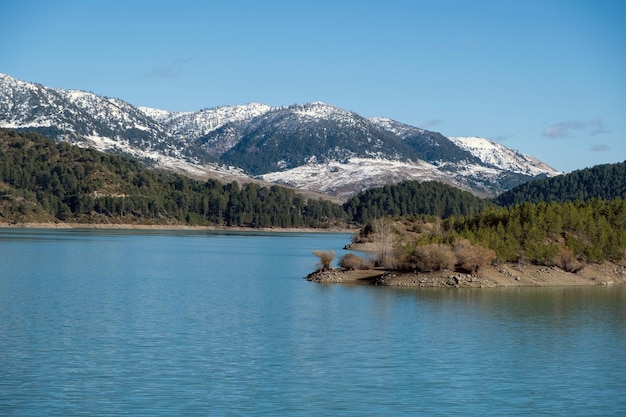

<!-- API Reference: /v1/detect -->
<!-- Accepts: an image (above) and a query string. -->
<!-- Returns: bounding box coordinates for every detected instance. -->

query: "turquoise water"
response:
[1,229,625,416]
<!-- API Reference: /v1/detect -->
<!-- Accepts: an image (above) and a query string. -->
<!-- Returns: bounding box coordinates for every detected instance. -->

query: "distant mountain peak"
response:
[0,73,562,199]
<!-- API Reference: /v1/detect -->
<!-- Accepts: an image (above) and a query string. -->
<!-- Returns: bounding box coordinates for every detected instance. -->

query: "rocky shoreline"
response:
[306,262,626,288]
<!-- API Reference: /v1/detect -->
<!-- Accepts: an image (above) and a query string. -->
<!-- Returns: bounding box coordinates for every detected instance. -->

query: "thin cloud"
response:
[543,121,586,138]
[543,118,610,139]
[588,118,611,135]
[144,58,193,79]
[590,144,610,152]
[420,119,444,129]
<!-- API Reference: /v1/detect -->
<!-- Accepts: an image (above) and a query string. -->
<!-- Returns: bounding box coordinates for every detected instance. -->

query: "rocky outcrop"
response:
[305,268,384,285]
[305,263,626,288]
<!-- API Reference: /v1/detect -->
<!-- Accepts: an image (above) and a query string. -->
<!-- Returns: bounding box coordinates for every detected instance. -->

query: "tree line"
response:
[343,180,494,223]
[495,161,626,206]
[0,129,346,227]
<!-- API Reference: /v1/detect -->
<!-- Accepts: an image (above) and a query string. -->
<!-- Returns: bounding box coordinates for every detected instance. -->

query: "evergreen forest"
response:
[434,199,626,266]
[0,129,346,227]
[357,171,626,268]
[344,180,494,223]
[495,161,626,206]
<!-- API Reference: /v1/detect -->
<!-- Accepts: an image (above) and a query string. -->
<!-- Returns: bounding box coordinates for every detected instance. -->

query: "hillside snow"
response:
[449,136,561,176]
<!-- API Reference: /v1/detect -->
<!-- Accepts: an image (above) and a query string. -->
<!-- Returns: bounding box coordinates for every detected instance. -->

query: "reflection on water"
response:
[1,229,625,416]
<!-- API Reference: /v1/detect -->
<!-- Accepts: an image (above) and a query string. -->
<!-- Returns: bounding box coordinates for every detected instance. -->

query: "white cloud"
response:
[420,119,444,129]
[543,121,586,138]
[543,118,610,139]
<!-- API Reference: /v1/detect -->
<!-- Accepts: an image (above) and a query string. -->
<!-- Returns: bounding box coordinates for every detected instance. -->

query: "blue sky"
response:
[1,0,624,173]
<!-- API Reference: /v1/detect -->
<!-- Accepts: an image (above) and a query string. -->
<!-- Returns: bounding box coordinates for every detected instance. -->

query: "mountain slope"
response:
[216,102,419,174]
[0,73,168,148]
[0,73,245,180]
[0,73,561,199]
[370,117,479,163]
[140,103,271,144]
[448,136,557,177]
[261,157,457,198]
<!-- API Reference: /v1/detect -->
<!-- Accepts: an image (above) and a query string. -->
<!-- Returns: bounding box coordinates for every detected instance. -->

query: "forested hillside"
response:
[347,168,626,271]
[344,180,494,223]
[357,198,626,274]
[495,161,626,206]
[438,199,626,266]
[0,129,346,227]
[343,161,626,225]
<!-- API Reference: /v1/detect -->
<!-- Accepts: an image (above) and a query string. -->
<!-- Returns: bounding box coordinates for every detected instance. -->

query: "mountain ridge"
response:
[0,73,561,199]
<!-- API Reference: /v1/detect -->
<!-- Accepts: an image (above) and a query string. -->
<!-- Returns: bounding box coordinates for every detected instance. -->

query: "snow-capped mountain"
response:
[0,73,166,143]
[139,103,271,142]
[0,73,561,199]
[214,102,422,174]
[448,136,554,177]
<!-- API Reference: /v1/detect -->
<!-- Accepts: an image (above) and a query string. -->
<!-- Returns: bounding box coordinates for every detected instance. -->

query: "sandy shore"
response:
[306,262,626,288]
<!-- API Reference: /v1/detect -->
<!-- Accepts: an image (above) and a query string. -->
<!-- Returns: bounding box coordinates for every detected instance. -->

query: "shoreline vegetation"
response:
[306,213,626,288]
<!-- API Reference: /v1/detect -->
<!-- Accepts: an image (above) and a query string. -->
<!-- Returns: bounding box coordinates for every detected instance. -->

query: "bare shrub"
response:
[339,253,368,270]
[555,247,582,272]
[412,244,456,271]
[313,250,335,271]
[372,217,395,266]
[453,239,496,273]
[379,255,401,270]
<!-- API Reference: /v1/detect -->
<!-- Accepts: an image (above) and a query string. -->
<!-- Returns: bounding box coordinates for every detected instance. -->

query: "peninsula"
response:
[307,210,626,288]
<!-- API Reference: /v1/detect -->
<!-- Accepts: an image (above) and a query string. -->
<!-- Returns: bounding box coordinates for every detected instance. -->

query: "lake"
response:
[1,228,625,416]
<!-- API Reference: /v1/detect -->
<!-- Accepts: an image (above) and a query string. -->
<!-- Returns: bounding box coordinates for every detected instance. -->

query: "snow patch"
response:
[139,103,272,141]
[260,157,455,199]
[292,102,342,120]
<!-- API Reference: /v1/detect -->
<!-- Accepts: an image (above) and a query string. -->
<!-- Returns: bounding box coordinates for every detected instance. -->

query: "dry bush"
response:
[313,250,335,271]
[453,239,496,273]
[394,243,424,270]
[555,247,582,272]
[338,253,369,270]
[371,217,395,265]
[376,254,402,270]
[412,244,456,271]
